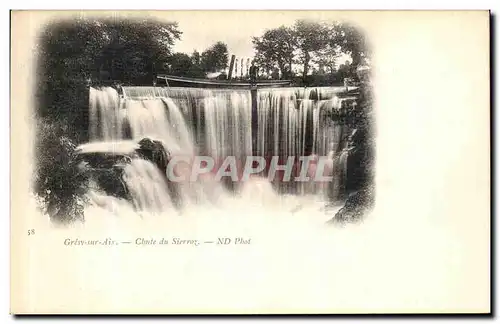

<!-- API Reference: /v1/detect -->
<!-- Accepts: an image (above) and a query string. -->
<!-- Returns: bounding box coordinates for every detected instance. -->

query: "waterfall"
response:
[86,86,254,212]
[85,85,356,214]
[203,90,253,183]
[122,98,194,156]
[256,87,354,200]
[122,158,174,213]
[121,87,253,158]
[89,86,123,141]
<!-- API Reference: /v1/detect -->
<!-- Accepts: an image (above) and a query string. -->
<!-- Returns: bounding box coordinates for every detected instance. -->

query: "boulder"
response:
[135,137,182,209]
[330,185,375,225]
[136,137,171,175]
[74,138,173,203]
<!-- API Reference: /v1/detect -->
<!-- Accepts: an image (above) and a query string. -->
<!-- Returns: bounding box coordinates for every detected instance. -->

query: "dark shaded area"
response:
[73,152,132,200]
[328,185,375,225]
[36,16,182,140]
[34,16,182,221]
[330,73,375,224]
[136,138,171,174]
[33,121,90,223]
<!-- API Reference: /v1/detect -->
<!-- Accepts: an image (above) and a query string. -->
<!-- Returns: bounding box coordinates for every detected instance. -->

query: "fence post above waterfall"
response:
[228,55,236,80]
[251,88,258,155]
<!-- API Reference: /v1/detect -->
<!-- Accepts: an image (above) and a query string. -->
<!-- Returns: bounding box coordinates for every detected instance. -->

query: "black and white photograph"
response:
[10,10,490,314]
[31,12,374,226]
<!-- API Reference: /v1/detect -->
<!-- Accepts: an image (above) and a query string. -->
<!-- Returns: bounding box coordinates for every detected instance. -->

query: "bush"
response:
[33,118,90,223]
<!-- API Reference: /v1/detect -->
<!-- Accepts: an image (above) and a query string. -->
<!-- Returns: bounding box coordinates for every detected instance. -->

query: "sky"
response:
[170,12,299,59]
[167,11,352,70]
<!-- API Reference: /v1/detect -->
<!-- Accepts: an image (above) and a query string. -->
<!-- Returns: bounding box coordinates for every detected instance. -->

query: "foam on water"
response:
[36,88,468,313]
[26,186,472,313]
[87,86,353,213]
[24,85,487,313]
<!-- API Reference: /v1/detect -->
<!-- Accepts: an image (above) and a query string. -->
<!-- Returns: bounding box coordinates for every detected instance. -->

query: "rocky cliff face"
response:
[330,185,375,225]
[330,79,375,224]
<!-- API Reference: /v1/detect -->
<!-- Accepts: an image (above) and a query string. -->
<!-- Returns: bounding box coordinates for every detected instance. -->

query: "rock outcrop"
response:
[136,137,172,175]
[330,185,375,225]
[329,77,375,225]
[135,137,182,209]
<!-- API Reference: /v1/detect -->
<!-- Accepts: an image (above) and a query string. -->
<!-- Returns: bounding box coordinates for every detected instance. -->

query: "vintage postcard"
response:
[10,10,490,314]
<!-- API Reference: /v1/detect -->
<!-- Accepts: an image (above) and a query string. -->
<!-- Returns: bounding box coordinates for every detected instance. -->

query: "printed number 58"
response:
[28,229,35,236]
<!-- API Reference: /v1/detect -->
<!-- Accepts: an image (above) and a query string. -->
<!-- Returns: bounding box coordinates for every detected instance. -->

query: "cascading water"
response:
[256,87,355,200]
[86,86,254,212]
[121,87,253,159]
[121,159,174,213]
[85,85,356,214]
[89,86,124,141]
[121,86,253,196]
[202,90,253,189]
[34,85,469,313]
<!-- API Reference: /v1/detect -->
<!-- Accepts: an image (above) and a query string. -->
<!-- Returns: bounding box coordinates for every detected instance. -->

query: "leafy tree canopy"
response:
[252,26,296,78]
[200,41,229,73]
[252,19,369,83]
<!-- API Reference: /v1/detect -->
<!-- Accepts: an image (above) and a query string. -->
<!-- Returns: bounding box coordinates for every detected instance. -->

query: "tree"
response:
[33,118,90,223]
[191,50,201,66]
[36,16,182,125]
[334,22,368,72]
[188,50,205,78]
[293,19,331,81]
[314,44,341,75]
[167,52,193,76]
[252,26,295,79]
[36,15,183,131]
[34,16,182,222]
[200,41,229,73]
[250,19,370,86]
[165,51,206,78]
[36,17,108,128]
[97,18,182,83]
[337,61,352,82]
